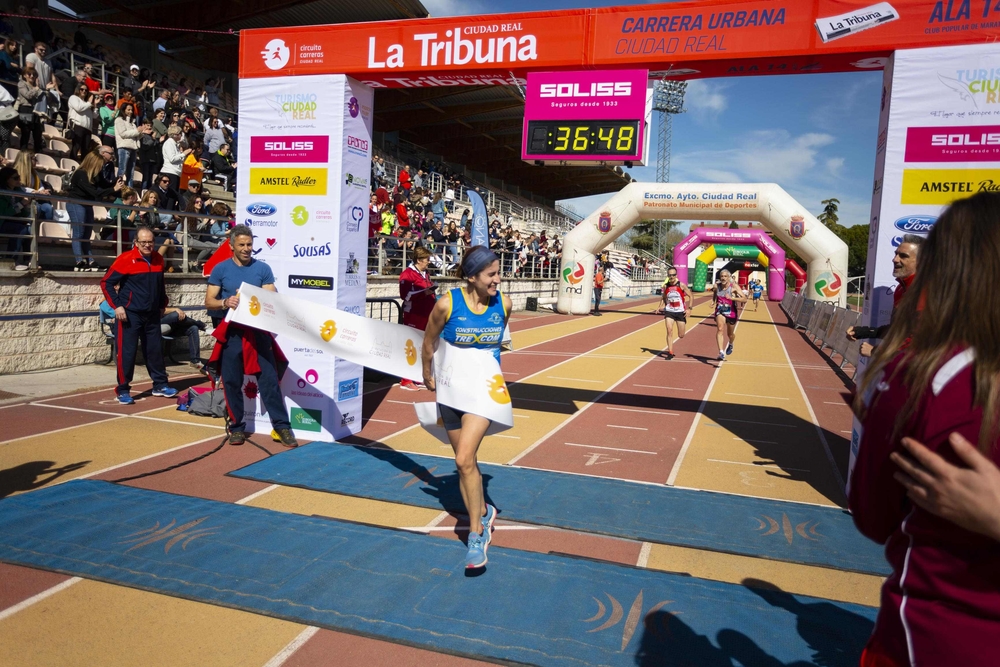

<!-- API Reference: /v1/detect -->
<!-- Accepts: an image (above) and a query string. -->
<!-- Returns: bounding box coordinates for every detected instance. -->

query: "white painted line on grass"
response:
[564,442,657,455]
[0,577,83,622]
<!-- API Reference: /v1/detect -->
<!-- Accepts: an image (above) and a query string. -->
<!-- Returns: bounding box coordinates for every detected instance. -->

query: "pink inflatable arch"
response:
[673,227,786,301]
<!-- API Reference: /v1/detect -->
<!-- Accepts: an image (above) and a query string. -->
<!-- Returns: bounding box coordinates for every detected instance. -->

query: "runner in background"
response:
[655,267,692,360]
[750,279,764,311]
[713,269,747,361]
[422,245,511,569]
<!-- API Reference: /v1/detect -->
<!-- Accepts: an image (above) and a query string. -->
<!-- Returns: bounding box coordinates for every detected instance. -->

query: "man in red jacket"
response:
[100,226,177,405]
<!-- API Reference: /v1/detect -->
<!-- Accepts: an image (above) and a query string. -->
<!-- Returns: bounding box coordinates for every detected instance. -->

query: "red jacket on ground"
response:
[850,348,1000,666]
[399,264,436,331]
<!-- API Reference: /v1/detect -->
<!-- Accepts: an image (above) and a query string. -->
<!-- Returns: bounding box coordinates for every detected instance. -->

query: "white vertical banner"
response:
[851,42,1000,489]
[236,74,371,440]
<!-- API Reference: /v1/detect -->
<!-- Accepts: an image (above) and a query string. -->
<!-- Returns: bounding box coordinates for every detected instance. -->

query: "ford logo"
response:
[893,215,935,234]
[247,202,277,217]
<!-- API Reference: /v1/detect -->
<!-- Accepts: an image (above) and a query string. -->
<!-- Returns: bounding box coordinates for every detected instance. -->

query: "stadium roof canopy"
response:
[60,0,630,204]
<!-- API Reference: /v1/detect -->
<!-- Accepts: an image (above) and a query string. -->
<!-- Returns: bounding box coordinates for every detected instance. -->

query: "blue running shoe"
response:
[465,531,488,569]
[482,503,497,535]
[726,343,734,356]
[116,392,134,405]
[152,386,179,398]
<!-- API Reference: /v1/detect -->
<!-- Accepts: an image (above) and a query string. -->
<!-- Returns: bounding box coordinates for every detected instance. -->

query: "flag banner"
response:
[414,341,514,441]
[468,189,488,248]
[230,283,513,433]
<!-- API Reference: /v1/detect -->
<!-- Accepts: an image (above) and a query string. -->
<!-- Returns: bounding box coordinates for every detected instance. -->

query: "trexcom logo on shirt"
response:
[261,39,291,71]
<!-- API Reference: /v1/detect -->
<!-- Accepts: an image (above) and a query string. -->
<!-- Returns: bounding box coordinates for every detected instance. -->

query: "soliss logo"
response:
[263,141,314,151]
[539,82,632,98]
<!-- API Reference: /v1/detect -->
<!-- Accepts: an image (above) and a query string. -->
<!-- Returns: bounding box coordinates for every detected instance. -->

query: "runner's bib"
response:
[664,284,686,313]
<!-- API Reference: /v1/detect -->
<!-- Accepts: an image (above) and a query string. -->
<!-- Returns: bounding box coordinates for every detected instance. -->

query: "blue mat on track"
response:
[230,443,889,576]
[0,480,875,667]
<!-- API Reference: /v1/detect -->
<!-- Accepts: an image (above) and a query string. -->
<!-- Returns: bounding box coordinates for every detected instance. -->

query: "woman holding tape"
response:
[422,245,511,569]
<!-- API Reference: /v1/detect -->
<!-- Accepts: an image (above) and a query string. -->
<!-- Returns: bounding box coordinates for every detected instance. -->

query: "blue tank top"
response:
[441,288,507,362]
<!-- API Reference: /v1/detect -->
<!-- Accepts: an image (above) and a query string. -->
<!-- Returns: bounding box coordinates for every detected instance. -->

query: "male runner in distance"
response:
[655,267,693,359]
[713,269,747,361]
[750,279,764,311]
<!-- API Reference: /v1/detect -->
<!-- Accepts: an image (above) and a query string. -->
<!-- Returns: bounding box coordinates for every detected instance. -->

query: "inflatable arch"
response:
[690,243,771,293]
[556,183,848,315]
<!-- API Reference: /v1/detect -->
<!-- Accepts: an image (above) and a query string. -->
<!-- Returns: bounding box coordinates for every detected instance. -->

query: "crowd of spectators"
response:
[367,154,564,277]
[0,13,238,272]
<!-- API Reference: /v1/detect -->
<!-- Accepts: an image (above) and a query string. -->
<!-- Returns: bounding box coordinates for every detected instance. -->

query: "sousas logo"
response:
[293,242,332,258]
[539,82,632,98]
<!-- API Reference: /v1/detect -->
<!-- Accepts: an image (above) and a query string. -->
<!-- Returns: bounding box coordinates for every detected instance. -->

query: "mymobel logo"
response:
[261,39,290,71]
[288,274,333,290]
[251,136,329,163]
[539,82,632,98]
[249,168,328,196]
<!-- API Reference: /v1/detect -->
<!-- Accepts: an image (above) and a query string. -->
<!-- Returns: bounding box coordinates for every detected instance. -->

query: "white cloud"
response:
[683,80,729,115]
[826,157,846,178]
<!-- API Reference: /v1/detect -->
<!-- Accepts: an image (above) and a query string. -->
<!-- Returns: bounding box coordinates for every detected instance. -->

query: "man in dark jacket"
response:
[210,143,236,191]
[100,226,177,404]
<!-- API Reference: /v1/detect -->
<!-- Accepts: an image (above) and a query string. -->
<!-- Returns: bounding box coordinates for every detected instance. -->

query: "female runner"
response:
[422,245,511,568]
[712,269,747,361]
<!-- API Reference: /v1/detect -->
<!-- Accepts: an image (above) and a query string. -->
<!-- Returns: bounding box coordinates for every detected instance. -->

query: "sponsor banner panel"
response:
[339,78,374,316]
[900,168,1000,204]
[249,167,329,196]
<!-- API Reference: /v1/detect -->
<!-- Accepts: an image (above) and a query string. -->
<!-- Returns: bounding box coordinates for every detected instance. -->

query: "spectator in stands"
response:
[151,174,178,212]
[67,80,97,161]
[13,150,53,221]
[67,151,125,271]
[429,191,444,225]
[121,65,148,100]
[136,188,175,267]
[24,42,56,98]
[412,168,424,190]
[160,306,209,372]
[151,107,167,138]
[210,142,235,192]
[81,63,100,93]
[96,92,116,148]
[373,155,386,187]
[179,178,203,211]
[136,117,159,190]
[113,102,139,185]
[107,186,139,240]
[446,221,460,263]
[73,25,88,53]
[188,201,228,267]
[159,125,188,193]
[202,117,224,154]
[204,77,223,108]
[0,166,30,270]
[27,8,53,49]
[100,225,177,404]
[0,39,22,95]
[166,90,186,119]
[179,140,203,189]
[15,68,44,151]
[152,88,169,114]
[399,164,411,193]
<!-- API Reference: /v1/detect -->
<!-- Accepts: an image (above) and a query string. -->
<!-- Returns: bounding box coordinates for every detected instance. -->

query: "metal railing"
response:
[781,291,862,377]
[366,237,565,280]
[0,188,230,273]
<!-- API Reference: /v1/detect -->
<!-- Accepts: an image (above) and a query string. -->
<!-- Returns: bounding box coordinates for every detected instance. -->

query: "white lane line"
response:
[387,399,415,405]
[28,373,204,405]
[634,384,694,391]
[546,376,603,383]
[726,392,789,401]
[666,314,739,486]
[636,542,652,568]
[364,418,397,424]
[671,483,841,508]
[0,402,29,409]
[261,626,321,667]
[0,577,83,622]
[764,303,846,491]
[77,433,227,481]
[235,484,279,505]
[425,511,451,528]
[564,442,657,455]
[490,434,521,440]
[706,458,811,473]
[736,437,779,445]
[607,407,679,416]
[824,401,849,406]
[608,424,648,431]
[507,319,676,465]
[400,525,541,533]
[27,402,226,429]
[840,430,853,434]
[715,418,798,428]
[1,415,121,446]
[503,371,520,375]
[513,413,531,418]
[513,397,571,406]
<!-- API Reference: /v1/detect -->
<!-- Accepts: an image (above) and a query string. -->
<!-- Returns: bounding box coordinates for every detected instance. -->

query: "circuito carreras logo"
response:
[248,295,261,316]
[814,272,842,298]
[562,261,585,285]
[320,320,337,342]
[487,374,510,404]
[261,39,290,71]
[404,339,417,366]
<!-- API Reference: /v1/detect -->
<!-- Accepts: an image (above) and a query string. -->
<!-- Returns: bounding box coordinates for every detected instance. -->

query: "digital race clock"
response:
[525,120,640,156]
[521,69,650,166]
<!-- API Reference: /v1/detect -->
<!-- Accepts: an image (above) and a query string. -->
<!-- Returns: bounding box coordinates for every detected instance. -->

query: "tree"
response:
[628,219,683,259]
[818,198,840,229]
[728,220,739,229]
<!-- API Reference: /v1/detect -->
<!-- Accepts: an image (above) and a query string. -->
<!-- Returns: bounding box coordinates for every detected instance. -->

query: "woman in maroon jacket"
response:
[850,191,1000,667]
[398,245,436,390]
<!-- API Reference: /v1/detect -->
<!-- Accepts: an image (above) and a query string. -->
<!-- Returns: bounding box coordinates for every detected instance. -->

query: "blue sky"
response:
[422,0,883,228]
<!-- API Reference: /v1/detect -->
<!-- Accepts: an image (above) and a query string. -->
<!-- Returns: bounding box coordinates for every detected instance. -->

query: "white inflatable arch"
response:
[556,183,849,314]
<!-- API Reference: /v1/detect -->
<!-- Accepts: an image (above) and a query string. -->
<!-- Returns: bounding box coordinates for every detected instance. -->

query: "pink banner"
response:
[904,125,1000,163]
[250,135,330,163]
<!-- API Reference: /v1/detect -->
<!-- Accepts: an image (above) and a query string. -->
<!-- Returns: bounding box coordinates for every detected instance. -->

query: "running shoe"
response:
[275,428,299,448]
[115,392,135,405]
[718,351,726,361]
[228,431,247,446]
[399,379,419,391]
[152,386,179,398]
[482,503,497,535]
[465,531,488,569]
[726,343,734,356]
